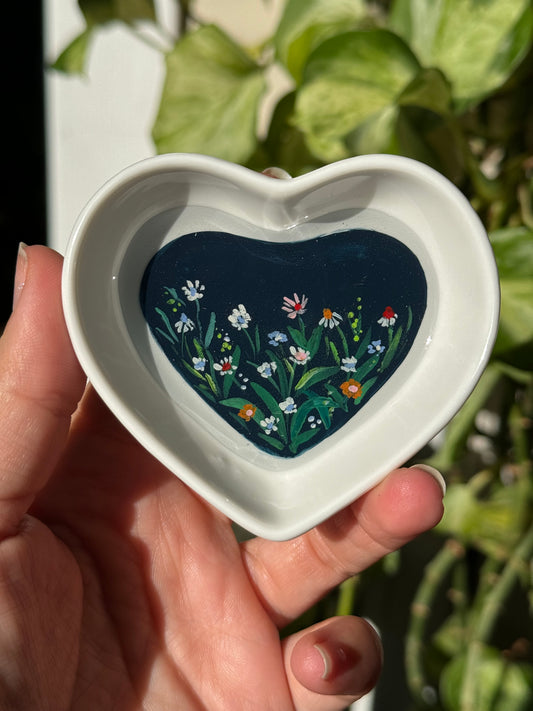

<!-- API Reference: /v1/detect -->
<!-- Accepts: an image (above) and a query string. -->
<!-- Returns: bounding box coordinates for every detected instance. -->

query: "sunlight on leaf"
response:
[274,0,366,83]
[152,25,266,163]
[293,30,421,161]
[390,0,533,110]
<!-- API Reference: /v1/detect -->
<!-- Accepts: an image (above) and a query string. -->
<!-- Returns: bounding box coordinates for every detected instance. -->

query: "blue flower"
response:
[192,356,206,371]
[341,356,358,372]
[260,415,279,435]
[279,397,297,414]
[368,340,386,355]
[228,304,251,330]
[268,330,288,346]
[182,279,205,301]
[175,313,194,334]
[257,362,277,378]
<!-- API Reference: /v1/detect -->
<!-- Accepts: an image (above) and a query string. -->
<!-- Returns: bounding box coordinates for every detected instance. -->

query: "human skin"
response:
[0,245,444,711]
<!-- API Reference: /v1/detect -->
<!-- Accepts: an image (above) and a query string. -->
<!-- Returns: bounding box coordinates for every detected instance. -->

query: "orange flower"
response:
[340,379,363,399]
[238,404,257,421]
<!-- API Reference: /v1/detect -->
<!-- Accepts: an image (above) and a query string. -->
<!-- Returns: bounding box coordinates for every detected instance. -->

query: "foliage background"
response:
[54,1,533,709]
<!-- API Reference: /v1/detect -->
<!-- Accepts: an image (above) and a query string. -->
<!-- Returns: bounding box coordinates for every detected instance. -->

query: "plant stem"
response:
[405,538,466,705]
[459,522,533,711]
[336,576,359,617]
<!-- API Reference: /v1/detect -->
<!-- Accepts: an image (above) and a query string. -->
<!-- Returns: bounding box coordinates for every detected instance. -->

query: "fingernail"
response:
[314,644,332,680]
[411,464,446,496]
[12,242,28,311]
[262,166,292,180]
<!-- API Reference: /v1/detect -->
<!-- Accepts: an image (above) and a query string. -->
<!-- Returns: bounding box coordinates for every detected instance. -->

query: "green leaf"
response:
[440,646,533,711]
[204,312,216,349]
[155,307,179,343]
[274,0,366,83]
[490,227,533,356]
[79,0,156,26]
[390,0,533,111]
[380,325,403,370]
[398,67,452,115]
[287,325,308,350]
[51,29,93,74]
[219,398,266,424]
[293,30,421,161]
[249,382,287,441]
[290,426,320,454]
[295,366,339,391]
[428,364,501,472]
[290,396,331,440]
[352,354,379,382]
[153,25,266,163]
[258,433,285,451]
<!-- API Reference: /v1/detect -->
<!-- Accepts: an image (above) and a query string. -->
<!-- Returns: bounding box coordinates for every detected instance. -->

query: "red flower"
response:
[378,306,398,327]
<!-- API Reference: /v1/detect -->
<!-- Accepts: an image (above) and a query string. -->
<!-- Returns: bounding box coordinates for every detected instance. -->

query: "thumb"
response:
[0,244,86,537]
[284,616,382,711]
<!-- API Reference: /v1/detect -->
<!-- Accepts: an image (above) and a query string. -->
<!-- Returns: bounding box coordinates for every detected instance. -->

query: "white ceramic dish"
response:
[62,153,499,540]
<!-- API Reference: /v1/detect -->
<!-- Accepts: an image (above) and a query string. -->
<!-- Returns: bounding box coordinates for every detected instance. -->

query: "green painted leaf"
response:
[390,0,533,110]
[153,25,266,163]
[155,307,179,343]
[293,30,420,161]
[274,0,366,82]
[380,325,403,370]
[295,366,339,391]
[249,382,287,440]
[290,426,320,454]
[352,354,379,382]
[204,312,216,349]
[52,29,93,74]
[258,433,285,451]
[219,398,266,424]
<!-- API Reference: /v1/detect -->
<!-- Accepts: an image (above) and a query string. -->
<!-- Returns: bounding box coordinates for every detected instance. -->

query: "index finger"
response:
[242,466,445,627]
[0,245,86,538]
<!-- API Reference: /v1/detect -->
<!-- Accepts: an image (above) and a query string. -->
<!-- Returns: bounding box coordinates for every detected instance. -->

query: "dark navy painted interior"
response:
[140,229,427,457]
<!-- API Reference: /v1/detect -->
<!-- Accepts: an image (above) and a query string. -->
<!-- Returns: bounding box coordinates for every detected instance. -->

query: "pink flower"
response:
[282,293,308,319]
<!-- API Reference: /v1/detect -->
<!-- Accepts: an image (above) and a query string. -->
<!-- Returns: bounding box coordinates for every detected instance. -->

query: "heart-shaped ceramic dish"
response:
[62,153,499,540]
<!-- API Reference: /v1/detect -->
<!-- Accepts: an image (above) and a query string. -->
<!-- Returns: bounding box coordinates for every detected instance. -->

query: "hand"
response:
[0,245,444,711]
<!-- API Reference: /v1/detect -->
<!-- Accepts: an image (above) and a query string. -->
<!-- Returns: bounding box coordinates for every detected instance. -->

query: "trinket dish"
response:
[62,153,499,539]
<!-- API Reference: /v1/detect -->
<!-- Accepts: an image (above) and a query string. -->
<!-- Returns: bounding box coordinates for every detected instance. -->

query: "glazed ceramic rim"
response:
[62,153,500,539]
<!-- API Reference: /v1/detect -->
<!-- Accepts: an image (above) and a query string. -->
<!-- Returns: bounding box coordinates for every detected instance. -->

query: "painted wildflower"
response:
[340,379,363,400]
[182,279,205,301]
[341,356,358,372]
[279,397,297,414]
[268,330,288,346]
[228,304,251,330]
[282,293,308,319]
[368,340,386,355]
[289,346,310,365]
[378,306,398,327]
[308,415,322,429]
[260,415,279,435]
[238,404,257,422]
[257,361,277,378]
[175,313,194,334]
[319,308,342,329]
[214,356,237,376]
[192,356,206,371]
